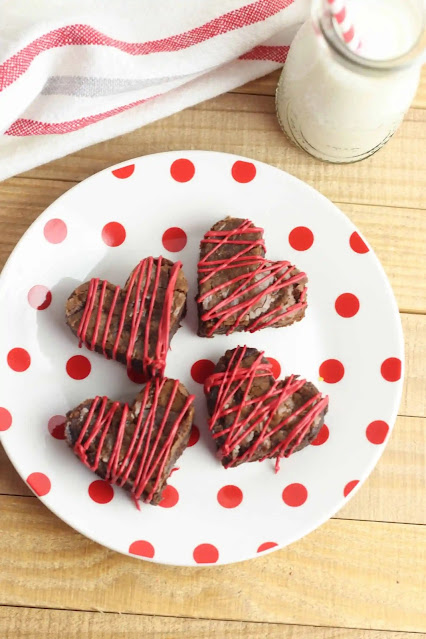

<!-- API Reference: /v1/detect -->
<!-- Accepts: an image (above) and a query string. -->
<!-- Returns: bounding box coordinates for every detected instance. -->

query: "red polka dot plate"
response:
[0,151,403,565]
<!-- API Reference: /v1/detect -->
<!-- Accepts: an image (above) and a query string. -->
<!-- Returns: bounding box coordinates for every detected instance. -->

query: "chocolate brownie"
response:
[66,256,188,379]
[205,346,328,469]
[65,377,195,505]
[197,217,307,337]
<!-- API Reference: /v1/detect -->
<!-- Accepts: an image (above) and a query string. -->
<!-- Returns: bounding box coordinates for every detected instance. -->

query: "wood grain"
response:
[0,495,424,631]
[400,314,426,417]
[233,66,426,109]
[2,606,426,639]
[0,58,425,634]
[341,204,426,315]
[337,415,426,524]
[233,69,281,97]
[0,178,425,314]
[0,446,31,497]
[1,415,424,524]
[0,178,74,271]
[16,95,426,211]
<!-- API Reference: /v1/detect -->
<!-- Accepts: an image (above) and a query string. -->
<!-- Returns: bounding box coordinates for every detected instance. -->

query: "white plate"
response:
[0,151,403,566]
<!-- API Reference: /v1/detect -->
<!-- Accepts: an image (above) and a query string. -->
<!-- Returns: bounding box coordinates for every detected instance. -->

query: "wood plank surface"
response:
[1,414,424,525]
[342,204,426,315]
[16,95,426,211]
[0,495,424,632]
[233,69,282,97]
[0,55,425,637]
[1,178,425,314]
[234,66,426,109]
[337,415,426,524]
[0,447,31,497]
[2,606,426,639]
[400,314,426,416]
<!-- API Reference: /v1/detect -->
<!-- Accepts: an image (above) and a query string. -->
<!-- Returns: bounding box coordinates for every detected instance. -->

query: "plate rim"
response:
[0,149,404,566]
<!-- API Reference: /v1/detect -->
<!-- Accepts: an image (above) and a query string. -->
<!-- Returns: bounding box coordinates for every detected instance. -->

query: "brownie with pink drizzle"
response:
[65,377,195,505]
[65,256,188,379]
[205,346,328,470]
[197,217,307,337]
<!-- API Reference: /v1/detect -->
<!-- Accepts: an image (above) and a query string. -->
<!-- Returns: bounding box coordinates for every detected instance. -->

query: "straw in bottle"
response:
[327,0,362,52]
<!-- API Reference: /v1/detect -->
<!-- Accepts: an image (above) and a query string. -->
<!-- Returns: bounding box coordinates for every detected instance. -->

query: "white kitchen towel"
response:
[0,0,308,181]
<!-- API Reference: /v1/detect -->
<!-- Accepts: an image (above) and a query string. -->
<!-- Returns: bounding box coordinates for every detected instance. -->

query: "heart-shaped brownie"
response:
[66,256,188,379]
[197,217,307,337]
[65,377,195,505]
[205,346,328,470]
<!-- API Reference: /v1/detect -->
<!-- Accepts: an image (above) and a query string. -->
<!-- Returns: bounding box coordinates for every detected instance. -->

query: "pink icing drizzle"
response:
[73,378,194,503]
[76,256,181,377]
[205,346,329,470]
[198,220,307,336]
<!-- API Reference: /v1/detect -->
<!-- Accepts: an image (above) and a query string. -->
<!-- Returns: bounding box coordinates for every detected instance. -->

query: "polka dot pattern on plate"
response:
[88,480,114,504]
[267,357,281,379]
[349,232,369,254]
[366,420,389,445]
[191,359,215,384]
[159,485,179,508]
[288,226,314,251]
[7,348,31,372]
[231,160,256,183]
[282,483,308,507]
[0,151,403,566]
[48,415,66,440]
[170,158,195,182]
[102,222,126,247]
[127,367,148,385]
[112,164,135,179]
[319,359,344,384]
[381,358,402,382]
[27,285,52,310]
[257,542,278,553]
[0,407,12,431]
[44,219,67,244]
[66,355,91,380]
[162,227,187,252]
[193,543,219,564]
[344,480,359,497]
[217,485,243,509]
[188,425,200,447]
[311,424,329,446]
[335,293,360,318]
[27,472,51,496]
[129,540,155,558]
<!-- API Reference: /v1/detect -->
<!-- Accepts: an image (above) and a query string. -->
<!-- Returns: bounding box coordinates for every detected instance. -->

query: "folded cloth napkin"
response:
[0,0,308,181]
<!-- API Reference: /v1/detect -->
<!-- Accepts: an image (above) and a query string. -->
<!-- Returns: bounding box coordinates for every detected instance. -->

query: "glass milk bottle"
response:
[276,0,425,163]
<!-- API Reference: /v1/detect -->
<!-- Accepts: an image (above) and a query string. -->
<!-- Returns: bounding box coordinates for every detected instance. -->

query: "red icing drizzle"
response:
[73,378,194,503]
[198,220,307,336]
[205,346,329,470]
[77,257,181,377]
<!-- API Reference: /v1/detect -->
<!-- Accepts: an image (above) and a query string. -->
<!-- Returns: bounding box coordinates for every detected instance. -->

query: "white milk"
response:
[276,0,424,162]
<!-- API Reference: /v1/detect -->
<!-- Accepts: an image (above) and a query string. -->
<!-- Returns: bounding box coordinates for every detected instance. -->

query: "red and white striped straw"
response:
[327,0,362,52]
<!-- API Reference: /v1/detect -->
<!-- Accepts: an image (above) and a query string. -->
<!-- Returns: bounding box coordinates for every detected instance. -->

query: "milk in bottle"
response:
[276,0,425,162]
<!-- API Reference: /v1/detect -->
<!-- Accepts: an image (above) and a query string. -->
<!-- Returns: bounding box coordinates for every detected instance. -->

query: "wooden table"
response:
[1,68,425,639]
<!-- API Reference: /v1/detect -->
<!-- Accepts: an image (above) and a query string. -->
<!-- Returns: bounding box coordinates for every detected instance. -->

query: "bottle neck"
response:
[311,0,425,75]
